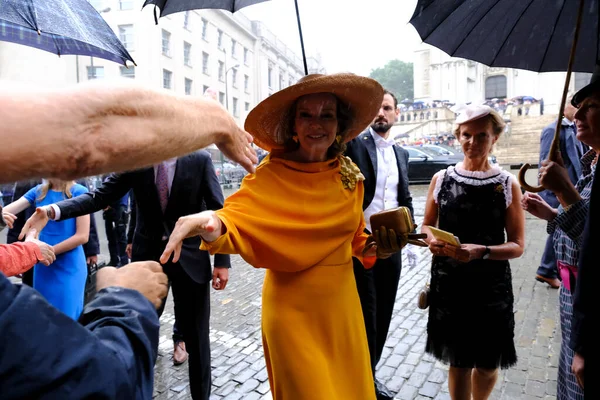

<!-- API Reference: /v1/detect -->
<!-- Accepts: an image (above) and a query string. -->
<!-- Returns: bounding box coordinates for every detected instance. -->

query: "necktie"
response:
[156,162,169,213]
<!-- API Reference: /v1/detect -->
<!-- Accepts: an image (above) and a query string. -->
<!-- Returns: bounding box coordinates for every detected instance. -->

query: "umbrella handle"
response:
[518,0,585,193]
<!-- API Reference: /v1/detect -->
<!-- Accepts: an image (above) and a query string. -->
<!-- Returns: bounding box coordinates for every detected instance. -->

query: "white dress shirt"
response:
[51,157,179,220]
[364,128,400,232]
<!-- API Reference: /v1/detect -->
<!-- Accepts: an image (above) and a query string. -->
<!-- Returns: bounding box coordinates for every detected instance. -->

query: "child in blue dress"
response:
[3,179,89,319]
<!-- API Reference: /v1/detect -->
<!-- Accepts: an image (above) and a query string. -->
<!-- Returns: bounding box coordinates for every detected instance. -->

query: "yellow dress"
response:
[201,155,376,400]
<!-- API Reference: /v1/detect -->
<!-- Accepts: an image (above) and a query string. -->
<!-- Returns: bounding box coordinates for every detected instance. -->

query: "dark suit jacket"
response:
[55,151,230,284]
[539,120,583,208]
[345,129,414,221]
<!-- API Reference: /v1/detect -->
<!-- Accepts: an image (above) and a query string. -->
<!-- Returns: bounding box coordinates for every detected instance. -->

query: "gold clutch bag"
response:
[369,207,428,248]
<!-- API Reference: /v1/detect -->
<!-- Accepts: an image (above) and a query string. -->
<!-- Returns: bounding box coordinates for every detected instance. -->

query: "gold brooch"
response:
[495,183,504,193]
[339,156,365,190]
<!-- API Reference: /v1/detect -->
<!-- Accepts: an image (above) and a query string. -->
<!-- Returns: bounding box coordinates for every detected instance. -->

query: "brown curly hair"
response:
[283,95,353,159]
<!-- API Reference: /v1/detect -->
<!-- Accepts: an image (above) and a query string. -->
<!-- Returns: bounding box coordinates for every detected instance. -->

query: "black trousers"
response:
[161,261,211,399]
[353,252,402,374]
[103,205,129,267]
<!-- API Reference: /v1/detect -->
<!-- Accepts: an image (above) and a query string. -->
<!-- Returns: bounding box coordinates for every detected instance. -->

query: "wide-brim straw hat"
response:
[245,73,384,151]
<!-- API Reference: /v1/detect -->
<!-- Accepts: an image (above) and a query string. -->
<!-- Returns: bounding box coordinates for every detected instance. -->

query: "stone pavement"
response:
[152,184,561,400]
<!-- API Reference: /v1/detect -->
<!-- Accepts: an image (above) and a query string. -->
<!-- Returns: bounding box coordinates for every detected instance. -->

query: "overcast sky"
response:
[241,0,423,76]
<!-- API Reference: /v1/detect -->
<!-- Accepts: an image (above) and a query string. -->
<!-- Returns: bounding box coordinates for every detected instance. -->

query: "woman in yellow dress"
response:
[160,73,392,399]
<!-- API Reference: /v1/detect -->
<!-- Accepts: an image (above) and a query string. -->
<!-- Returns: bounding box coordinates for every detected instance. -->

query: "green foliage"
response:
[369,60,414,101]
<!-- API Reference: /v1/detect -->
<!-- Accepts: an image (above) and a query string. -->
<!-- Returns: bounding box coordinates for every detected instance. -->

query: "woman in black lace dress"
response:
[421,105,526,400]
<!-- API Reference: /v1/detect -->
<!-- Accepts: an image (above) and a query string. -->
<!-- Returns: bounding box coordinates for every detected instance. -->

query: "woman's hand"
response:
[539,157,573,195]
[429,240,485,262]
[521,192,558,221]
[160,211,221,264]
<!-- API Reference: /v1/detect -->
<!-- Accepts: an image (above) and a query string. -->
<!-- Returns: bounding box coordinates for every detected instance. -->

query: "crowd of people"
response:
[0,66,597,400]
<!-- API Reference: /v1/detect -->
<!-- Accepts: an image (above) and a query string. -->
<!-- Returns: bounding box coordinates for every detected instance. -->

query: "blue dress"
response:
[24,184,88,319]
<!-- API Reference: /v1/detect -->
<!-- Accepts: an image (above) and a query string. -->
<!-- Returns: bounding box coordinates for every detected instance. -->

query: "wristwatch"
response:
[482,246,491,260]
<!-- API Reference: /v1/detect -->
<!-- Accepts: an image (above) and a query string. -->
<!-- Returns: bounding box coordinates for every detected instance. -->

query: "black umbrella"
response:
[410,0,595,192]
[144,0,309,75]
[0,0,135,66]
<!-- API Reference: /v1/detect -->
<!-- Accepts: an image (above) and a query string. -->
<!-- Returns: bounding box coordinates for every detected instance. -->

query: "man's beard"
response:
[371,121,393,133]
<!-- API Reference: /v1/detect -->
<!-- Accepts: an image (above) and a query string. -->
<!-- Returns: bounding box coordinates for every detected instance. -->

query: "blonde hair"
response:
[37,180,75,202]
[453,110,506,139]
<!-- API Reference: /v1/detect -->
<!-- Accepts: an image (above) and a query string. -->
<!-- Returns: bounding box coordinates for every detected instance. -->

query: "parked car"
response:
[405,146,460,183]
[420,144,498,165]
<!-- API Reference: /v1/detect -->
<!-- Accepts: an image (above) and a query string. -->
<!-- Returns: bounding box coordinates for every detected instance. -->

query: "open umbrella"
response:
[410,0,597,192]
[144,0,309,75]
[0,0,134,66]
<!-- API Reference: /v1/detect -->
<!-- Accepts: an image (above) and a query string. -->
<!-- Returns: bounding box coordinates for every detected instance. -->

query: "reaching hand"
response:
[96,261,168,309]
[521,192,557,221]
[215,121,258,174]
[19,207,50,240]
[2,209,17,229]
[160,211,221,264]
[25,229,56,266]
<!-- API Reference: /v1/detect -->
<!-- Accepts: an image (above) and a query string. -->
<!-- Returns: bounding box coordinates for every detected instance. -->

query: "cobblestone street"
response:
[152,183,561,400]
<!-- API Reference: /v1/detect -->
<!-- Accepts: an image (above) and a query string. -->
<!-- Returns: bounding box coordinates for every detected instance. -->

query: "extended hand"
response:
[521,192,557,221]
[19,207,50,240]
[215,119,258,174]
[212,267,229,290]
[1,207,17,229]
[160,211,221,264]
[25,229,56,266]
[96,261,168,309]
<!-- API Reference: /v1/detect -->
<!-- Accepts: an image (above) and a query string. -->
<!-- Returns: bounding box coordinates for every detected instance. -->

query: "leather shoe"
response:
[375,379,394,400]
[173,341,188,366]
[535,275,560,289]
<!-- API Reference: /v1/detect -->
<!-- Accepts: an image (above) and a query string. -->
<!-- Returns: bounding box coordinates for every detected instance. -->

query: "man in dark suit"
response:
[536,96,587,288]
[570,67,600,399]
[345,90,413,400]
[26,150,230,400]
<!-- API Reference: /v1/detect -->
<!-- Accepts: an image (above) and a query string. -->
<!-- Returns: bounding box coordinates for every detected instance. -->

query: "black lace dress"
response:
[425,164,517,369]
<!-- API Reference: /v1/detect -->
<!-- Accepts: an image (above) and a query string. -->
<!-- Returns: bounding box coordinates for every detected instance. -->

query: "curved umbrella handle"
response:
[518,0,585,193]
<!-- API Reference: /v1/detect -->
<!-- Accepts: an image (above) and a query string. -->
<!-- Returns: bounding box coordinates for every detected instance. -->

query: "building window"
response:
[119,0,133,10]
[245,102,250,112]
[201,19,208,41]
[163,69,172,89]
[484,75,507,99]
[203,85,209,94]
[87,66,104,80]
[217,29,223,49]
[162,30,171,57]
[279,70,285,90]
[185,78,193,95]
[243,48,249,65]
[268,66,273,88]
[183,11,191,30]
[244,74,249,93]
[219,92,225,106]
[202,52,210,75]
[232,97,239,117]
[231,39,237,58]
[118,25,134,51]
[232,69,238,88]
[89,0,105,10]
[120,66,135,78]
[218,61,225,82]
[183,42,192,66]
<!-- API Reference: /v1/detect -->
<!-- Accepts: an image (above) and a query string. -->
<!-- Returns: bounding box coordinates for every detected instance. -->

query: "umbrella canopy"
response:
[143,0,309,75]
[0,0,134,66]
[409,0,598,73]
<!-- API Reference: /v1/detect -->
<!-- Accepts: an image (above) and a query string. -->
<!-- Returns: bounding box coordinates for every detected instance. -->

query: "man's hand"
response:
[572,352,584,389]
[215,124,257,174]
[212,267,229,290]
[19,207,51,240]
[25,229,56,266]
[96,261,168,309]
[86,255,98,265]
[126,243,132,259]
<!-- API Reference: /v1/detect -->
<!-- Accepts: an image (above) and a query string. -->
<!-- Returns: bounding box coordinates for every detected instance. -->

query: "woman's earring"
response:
[292,135,299,143]
[336,135,342,144]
